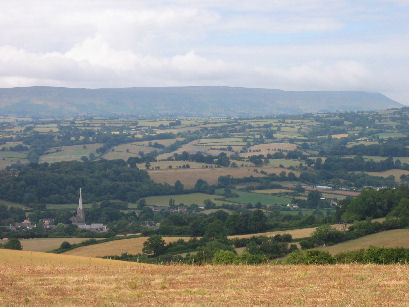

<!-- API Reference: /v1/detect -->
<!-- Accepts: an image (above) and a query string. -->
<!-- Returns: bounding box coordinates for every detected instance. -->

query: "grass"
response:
[0,151,26,159]
[253,188,293,194]
[39,144,102,163]
[46,203,93,209]
[267,158,301,168]
[0,237,97,252]
[0,199,29,209]
[317,229,409,255]
[131,193,231,207]
[63,237,188,257]
[2,249,409,306]
[217,189,290,206]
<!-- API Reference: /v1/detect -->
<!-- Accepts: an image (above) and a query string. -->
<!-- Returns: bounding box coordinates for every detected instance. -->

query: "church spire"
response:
[79,187,83,210]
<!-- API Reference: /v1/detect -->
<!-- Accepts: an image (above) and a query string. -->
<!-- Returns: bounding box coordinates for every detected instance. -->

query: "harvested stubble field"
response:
[64,237,188,257]
[228,227,317,240]
[229,224,347,240]
[148,166,297,188]
[364,169,409,181]
[318,229,409,255]
[241,143,297,158]
[2,249,409,306]
[0,238,96,252]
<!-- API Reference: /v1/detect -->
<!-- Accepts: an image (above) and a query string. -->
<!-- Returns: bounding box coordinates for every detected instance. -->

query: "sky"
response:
[0,0,408,104]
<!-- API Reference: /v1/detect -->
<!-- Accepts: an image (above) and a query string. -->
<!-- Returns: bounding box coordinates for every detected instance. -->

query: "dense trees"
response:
[0,160,180,205]
[338,186,409,221]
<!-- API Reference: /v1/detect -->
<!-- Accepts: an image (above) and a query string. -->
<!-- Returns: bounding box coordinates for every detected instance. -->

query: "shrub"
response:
[60,241,72,250]
[2,238,22,250]
[300,238,315,249]
[213,250,237,264]
[287,250,334,264]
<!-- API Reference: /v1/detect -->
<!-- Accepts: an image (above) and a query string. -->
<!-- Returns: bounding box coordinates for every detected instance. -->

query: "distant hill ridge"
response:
[0,86,401,117]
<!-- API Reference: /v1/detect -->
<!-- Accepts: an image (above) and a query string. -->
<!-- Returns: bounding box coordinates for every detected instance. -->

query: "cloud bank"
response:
[0,0,408,103]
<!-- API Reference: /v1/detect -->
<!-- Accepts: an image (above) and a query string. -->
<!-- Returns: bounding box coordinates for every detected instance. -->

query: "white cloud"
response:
[0,0,408,104]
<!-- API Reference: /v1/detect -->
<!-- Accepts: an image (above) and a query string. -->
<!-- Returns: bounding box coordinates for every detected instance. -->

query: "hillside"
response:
[318,229,409,255]
[0,86,401,117]
[1,249,409,306]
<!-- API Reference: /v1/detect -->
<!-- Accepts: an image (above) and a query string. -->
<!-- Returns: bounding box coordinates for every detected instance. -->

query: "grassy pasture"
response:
[39,144,102,163]
[197,137,246,146]
[217,189,290,206]
[46,203,93,210]
[64,236,188,257]
[0,151,26,159]
[0,237,96,252]
[131,193,229,207]
[318,229,409,255]
[2,250,409,306]
[376,132,406,139]
[0,199,28,209]
[253,188,293,194]
[267,158,301,168]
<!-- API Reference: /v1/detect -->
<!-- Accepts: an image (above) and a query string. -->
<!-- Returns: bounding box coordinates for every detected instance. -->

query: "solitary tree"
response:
[142,235,166,257]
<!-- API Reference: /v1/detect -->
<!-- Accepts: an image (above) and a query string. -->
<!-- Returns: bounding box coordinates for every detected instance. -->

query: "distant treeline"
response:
[324,143,409,157]
[317,156,407,172]
[171,151,230,166]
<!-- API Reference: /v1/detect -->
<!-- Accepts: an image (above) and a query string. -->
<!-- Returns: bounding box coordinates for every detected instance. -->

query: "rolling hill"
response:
[0,86,401,117]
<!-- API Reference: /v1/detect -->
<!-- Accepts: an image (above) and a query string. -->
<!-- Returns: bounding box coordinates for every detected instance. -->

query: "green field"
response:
[129,193,234,208]
[375,132,406,139]
[267,158,301,168]
[279,208,335,216]
[216,189,290,206]
[0,151,26,159]
[39,144,102,163]
[0,199,29,209]
[46,203,93,210]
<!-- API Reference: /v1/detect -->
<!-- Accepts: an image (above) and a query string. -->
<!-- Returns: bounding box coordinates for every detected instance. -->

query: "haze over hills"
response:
[0,86,401,117]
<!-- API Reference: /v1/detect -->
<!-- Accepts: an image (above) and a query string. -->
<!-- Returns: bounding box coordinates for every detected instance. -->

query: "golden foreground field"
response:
[2,249,409,306]
[64,237,188,257]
